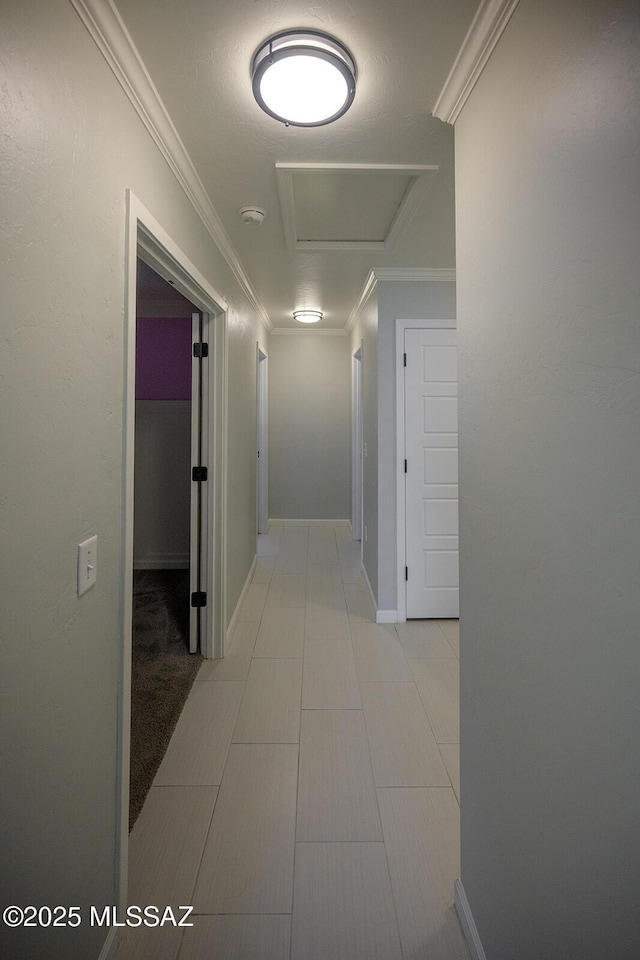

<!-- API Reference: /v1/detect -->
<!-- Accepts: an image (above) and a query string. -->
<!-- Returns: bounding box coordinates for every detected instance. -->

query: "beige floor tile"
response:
[302,638,361,709]
[308,535,338,564]
[193,744,298,914]
[237,582,269,621]
[344,581,376,622]
[257,532,281,557]
[275,547,308,574]
[377,788,469,960]
[197,621,258,682]
[118,922,183,960]
[127,786,218,908]
[252,556,276,582]
[233,658,302,742]
[254,607,305,658]
[178,915,291,960]
[360,682,449,786]
[437,619,460,643]
[439,743,460,801]
[305,596,350,640]
[395,620,456,658]
[337,541,364,582]
[297,710,382,841]
[154,682,244,785]
[409,658,460,743]
[266,573,307,608]
[351,623,413,682]
[306,563,344,599]
[291,842,403,960]
[333,523,353,542]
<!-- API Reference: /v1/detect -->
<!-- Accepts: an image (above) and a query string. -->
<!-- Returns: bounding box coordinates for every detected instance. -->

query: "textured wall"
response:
[455,1,640,957]
[269,335,351,520]
[0,1,266,956]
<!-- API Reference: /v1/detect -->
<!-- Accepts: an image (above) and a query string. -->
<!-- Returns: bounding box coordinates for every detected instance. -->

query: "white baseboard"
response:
[225,555,257,647]
[454,879,488,960]
[376,609,399,624]
[269,518,351,526]
[97,926,118,960]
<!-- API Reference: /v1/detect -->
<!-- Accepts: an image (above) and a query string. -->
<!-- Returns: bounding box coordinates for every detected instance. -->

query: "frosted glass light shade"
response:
[252,31,356,127]
[293,310,323,324]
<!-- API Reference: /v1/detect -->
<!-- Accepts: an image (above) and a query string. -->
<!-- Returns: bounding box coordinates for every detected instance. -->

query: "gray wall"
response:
[0,1,266,956]
[376,280,456,613]
[455,1,640,957]
[269,335,351,520]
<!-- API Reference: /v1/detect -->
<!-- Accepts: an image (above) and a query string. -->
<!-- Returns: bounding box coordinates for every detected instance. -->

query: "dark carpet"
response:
[130,569,203,829]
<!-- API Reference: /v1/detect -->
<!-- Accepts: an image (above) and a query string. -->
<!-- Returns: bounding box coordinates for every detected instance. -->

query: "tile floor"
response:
[118,522,468,960]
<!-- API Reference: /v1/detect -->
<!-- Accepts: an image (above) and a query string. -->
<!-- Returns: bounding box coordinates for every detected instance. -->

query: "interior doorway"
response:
[118,192,228,908]
[396,320,459,620]
[129,264,204,827]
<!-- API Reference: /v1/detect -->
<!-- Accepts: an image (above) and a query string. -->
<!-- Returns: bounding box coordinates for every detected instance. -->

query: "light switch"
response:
[78,535,98,596]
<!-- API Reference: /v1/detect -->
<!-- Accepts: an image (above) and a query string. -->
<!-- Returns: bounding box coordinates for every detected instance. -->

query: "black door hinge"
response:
[404,459,407,473]
[191,591,207,608]
[192,466,208,482]
[193,342,209,358]
[405,566,408,581]
[403,353,407,367]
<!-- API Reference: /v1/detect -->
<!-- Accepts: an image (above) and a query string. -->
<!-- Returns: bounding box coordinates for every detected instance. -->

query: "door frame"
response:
[119,191,228,908]
[351,344,363,543]
[256,346,269,535]
[395,319,456,622]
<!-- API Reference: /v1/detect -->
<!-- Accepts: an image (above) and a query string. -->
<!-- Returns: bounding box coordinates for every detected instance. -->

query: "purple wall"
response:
[136,317,192,400]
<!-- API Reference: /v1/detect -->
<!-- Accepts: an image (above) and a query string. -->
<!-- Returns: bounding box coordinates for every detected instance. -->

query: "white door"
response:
[189,312,209,652]
[404,327,459,618]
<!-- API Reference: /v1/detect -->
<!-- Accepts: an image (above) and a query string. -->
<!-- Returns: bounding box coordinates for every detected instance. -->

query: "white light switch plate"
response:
[78,535,98,596]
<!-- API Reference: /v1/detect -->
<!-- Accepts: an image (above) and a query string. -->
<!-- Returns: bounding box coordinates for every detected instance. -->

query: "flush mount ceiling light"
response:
[293,309,323,324]
[251,30,356,127]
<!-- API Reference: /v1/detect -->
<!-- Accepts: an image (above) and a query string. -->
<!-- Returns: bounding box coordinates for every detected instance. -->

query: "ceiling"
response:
[114,0,480,329]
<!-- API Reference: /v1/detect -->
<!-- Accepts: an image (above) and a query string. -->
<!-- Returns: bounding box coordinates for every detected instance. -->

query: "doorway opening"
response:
[118,192,227,907]
[395,320,459,621]
[129,261,203,827]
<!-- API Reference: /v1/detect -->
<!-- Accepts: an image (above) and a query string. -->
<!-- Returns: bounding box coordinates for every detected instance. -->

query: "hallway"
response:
[119,522,467,960]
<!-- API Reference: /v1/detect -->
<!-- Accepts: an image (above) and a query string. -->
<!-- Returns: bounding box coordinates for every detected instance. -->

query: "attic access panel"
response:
[276,163,438,251]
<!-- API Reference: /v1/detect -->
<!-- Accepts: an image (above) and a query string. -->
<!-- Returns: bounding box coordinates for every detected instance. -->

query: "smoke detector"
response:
[239,206,266,225]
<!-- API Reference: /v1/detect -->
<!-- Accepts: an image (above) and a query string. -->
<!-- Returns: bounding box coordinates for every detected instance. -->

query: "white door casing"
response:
[399,323,459,619]
[190,311,209,653]
[257,348,269,535]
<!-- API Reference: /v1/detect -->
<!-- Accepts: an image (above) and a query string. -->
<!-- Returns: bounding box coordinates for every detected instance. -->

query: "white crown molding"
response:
[69,0,272,331]
[372,267,456,282]
[346,269,378,334]
[346,267,456,334]
[433,0,521,124]
[270,327,347,336]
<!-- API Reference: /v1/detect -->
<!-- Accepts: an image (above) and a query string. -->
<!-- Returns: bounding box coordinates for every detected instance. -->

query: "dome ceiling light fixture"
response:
[251,30,357,127]
[293,309,323,324]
